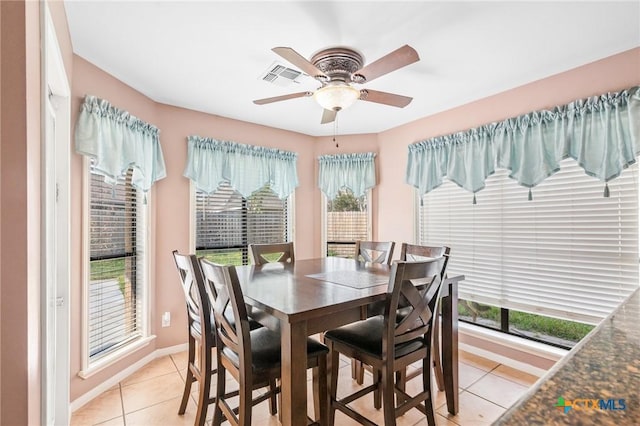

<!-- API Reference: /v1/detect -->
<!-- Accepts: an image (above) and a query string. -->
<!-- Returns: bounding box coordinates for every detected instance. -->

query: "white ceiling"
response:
[64,1,640,137]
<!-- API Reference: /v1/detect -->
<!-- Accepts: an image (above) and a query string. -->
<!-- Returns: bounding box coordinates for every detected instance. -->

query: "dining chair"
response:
[353,243,451,386]
[172,250,216,426]
[397,244,451,392]
[354,240,395,265]
[324,258,446,426]
[200,258,329,426]
[249,242,295,265]
[350,240,396,382]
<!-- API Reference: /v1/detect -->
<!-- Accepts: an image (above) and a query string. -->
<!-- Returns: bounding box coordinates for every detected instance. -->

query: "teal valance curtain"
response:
[75,95,166,192]
[406,86,640,199]
[318,152,376,199]
[183,136,298,199]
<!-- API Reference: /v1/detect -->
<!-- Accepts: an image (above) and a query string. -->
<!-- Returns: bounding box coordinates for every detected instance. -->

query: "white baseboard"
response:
[70,343,189,412]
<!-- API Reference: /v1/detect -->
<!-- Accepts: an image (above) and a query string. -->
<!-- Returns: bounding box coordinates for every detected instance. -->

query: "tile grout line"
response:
[442,389,507,425]
[463,363,532,410]
[487,364,540,388]
[118,383,127,426]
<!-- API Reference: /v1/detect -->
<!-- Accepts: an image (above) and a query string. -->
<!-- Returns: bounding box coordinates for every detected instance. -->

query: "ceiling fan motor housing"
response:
[311,47,365,83]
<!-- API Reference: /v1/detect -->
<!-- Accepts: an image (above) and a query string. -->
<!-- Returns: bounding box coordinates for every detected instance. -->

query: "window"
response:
[418,159,638,347]
[85,162,148,367]
[195,182,290,265]
[324,188,371,257]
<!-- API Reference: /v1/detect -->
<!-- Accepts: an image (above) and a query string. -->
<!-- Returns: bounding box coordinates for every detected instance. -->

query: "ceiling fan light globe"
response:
[313,84,360,112]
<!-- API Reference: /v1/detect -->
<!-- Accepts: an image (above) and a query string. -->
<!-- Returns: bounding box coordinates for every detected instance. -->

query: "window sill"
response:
[78,335,156,379]
[459,322,567,376]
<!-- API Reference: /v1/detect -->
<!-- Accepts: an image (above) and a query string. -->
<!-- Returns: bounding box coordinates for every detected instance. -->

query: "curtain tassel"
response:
[472,194,477,205]
[528,188,533,201]
[604,183,610,198]
[111,185,116,198]
[143,193,147,205]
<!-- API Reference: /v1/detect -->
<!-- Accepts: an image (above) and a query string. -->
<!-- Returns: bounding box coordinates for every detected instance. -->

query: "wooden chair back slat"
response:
[172,251,212,336]
[354,240,395,265]
[383,259,444,357]
[249,242,295,265]
[200,258,252,371]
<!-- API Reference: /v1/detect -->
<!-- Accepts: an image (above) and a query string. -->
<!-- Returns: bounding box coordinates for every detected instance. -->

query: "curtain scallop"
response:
[183,136,298,199]
[318,152,377,199]
[406,86,640,198]
[75,95,166,192]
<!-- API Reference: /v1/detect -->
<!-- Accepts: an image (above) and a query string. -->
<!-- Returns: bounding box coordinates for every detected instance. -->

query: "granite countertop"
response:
[495,288,640,425]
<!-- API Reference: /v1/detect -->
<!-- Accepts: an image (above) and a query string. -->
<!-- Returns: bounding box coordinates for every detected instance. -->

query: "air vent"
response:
[259,62,304,87]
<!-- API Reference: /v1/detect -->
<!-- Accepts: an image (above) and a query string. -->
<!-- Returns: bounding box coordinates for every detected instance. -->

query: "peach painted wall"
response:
[48,0,74,81]
[0,0,43,423]
[376,47,640,254]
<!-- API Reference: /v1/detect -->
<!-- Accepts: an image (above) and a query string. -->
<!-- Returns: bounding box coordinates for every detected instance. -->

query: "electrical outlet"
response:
[162,311,171,327]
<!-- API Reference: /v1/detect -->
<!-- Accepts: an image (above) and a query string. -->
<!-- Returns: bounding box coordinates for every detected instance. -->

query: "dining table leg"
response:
[280,320,309,426]
[441,278,459,415]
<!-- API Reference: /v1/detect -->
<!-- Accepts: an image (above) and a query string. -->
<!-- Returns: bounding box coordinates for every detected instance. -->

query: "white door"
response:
[42,5,71,425]
[43,92,58,426]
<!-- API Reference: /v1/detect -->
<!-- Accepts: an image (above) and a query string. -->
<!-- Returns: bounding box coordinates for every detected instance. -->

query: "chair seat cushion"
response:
[222,328,328,372]
[324,316,426,359]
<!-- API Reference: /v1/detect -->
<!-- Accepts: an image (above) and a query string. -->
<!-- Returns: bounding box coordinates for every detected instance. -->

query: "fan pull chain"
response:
[333,115,339,148]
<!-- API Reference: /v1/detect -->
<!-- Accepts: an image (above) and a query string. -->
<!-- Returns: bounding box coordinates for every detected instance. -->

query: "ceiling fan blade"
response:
[360,89,413,108]
[272,47,327,78]
[321,109,337,124]
[354,45,419,83]
[253,91,312,105]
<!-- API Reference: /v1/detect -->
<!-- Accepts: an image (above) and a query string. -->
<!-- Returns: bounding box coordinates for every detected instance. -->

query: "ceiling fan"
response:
[253,45,419,124]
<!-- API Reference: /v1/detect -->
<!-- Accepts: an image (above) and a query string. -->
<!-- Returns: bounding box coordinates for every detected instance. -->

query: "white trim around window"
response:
[79,157,153,378]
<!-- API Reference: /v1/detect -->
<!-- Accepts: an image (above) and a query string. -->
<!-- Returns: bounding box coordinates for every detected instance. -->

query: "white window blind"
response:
[88,165,145,362]
[195,183,289,265]
[326,189,369,257]
[419,159,639,325]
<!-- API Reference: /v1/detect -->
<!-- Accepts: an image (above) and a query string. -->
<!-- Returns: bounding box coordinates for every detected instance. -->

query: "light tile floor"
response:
[71,349,542,426]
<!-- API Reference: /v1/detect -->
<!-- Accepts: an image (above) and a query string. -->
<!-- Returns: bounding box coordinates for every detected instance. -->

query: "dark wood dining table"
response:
[234,256,463,426]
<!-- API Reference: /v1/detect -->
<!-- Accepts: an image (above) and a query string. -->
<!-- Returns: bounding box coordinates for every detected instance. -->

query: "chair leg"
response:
[353,360,365,385]
[432,318,445,391]
[381,364,396,426]
[327,342,340,426]
[238,374,253,426]
[313,356,329,425]
[373,367,382,410]
[268,379,278,415]
[277,379,283,423]
[423,356,437,426]
[212,362,226,426]
[179,338,196,414]
[396,369,407,407]
[195,340,211,426]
